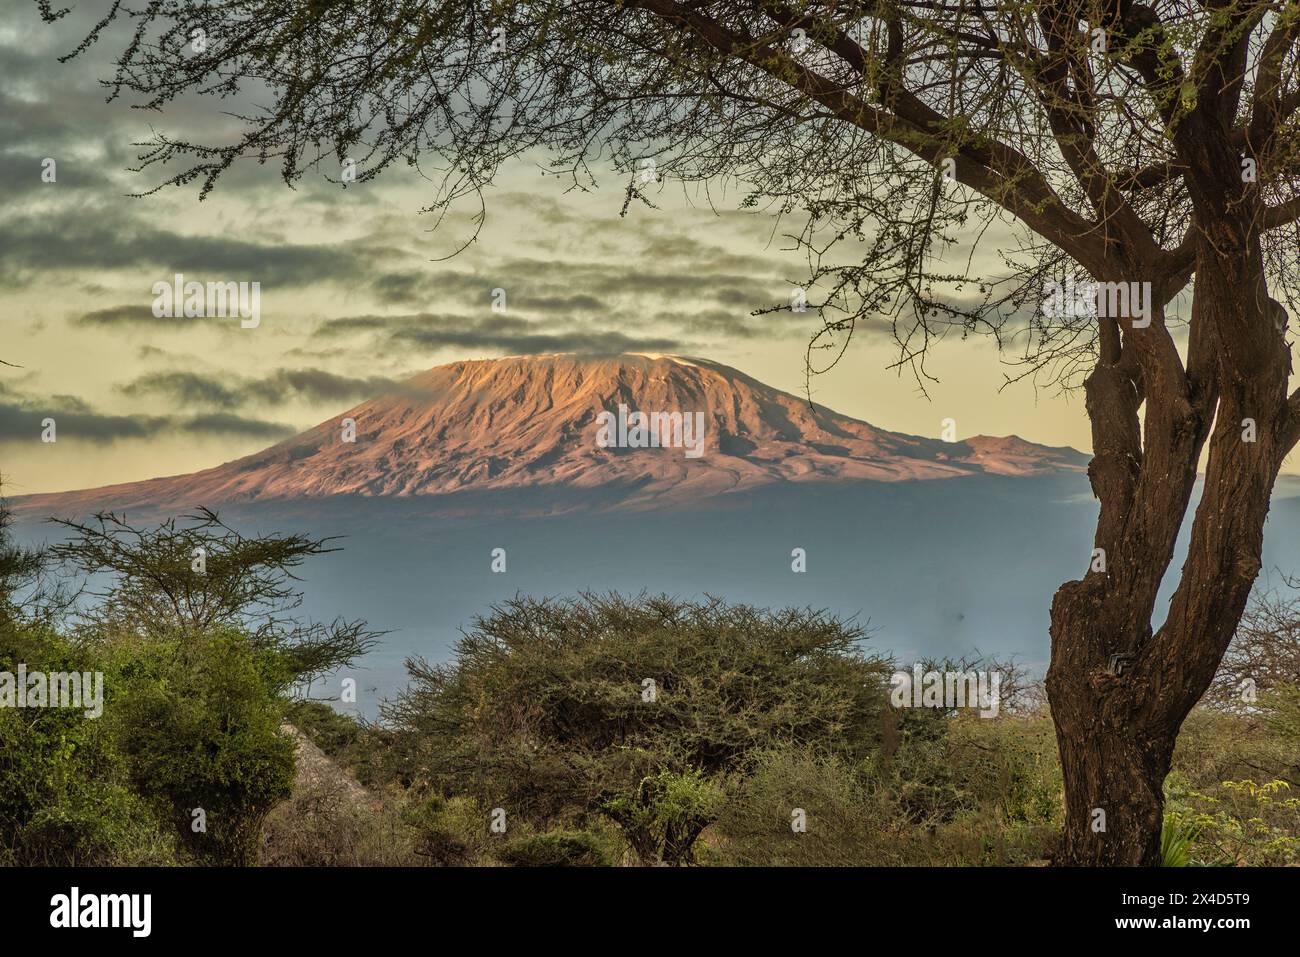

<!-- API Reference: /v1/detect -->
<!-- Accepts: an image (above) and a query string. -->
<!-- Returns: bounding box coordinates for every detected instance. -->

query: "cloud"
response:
[0,401,166,443]
[474,257,783,309]
[366,270,607,310]
[243,369,403,404]
[0,385,293,444]
[391,326,682,354]
[0,5,815,492]
[314,312,684,355]
[650,308,800,339]
[526,294,608,314]
[118,368,405,409]
[365,255,777,314]
[76,305,175,328]
[178,413,295,439]
[0,150,116,197]
[0,207,401,291]
[118,371,242,408]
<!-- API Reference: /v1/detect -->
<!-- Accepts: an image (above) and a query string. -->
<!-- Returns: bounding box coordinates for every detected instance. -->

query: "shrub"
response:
[711,745,890,866]
[402,794,491,865]
[113,627,295,865]
[603,768,724,865]
[1167,775,1300,866]
[494,830,614,867]
[384,593,892,862]
[0,622,176,865]
[260,781,419,866]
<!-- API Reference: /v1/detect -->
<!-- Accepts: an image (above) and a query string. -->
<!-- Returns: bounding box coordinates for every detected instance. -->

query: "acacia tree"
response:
[49,509,380,687]
[37,0,1300,864]
[1207,574,1300,705]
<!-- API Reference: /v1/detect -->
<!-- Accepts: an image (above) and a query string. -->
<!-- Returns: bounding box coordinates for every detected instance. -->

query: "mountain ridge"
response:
[11,353,1088,516]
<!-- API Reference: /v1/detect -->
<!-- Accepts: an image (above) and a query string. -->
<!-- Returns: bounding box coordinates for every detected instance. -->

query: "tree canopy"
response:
[36,0,1300,389]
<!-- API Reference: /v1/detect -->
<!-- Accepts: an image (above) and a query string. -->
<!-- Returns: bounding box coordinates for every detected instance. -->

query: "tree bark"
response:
[1047,217,1292,865]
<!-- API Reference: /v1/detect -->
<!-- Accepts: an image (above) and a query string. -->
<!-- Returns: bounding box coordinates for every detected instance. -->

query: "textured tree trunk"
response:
[1054,718,1173,865]
[1046,218,1292,864]
[1047,587,1174,865]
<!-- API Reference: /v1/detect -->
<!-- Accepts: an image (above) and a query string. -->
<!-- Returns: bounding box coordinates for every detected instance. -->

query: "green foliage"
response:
[494,830,615,867]
[6,492,1300,869]
[712,745,889,866]
[260,783,419,867]
[713,717,1063,867]
[870,711,1063,864]
[1160,815,1199,867]
[1170,685,1300,865]
[402,794,491,866]
[0,622,175,865]
[111,627,295,865]
[0,504,399,866]
[282,698,391,789]
[946,715,1063,828]
[50,509,378,686]
[1262,685,1300,740]
[0,504,45,627]
[285,699,363,755]
[384,593,892,862]
[1166,775,1300,866]
[602,769,724,865]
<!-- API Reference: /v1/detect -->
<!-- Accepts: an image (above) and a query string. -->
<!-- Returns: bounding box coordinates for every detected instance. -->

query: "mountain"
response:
[15,355,1300,714]
[11,354,1087,517]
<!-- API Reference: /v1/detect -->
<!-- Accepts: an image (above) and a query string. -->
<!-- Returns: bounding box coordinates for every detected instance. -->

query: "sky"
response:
[3,0,1286,497]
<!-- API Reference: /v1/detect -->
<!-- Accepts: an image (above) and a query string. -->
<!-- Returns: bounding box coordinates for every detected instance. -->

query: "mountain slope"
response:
[12,353,1087,515]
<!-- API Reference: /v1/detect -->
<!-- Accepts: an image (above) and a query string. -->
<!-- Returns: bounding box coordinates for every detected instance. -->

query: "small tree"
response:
[112,626,296,865]
[49,509,379,689]
[1208,574,1300,707]
[384,593,892,864]
[602,768,724,865]
[0,500,52,628]
[40,510,381,861]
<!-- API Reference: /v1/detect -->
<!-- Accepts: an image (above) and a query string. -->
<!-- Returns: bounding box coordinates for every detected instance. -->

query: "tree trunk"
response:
[1054,722,1173,865]
[1047,588,1178,866]
[1047,445,1277,865]
[1046,225,1292,864]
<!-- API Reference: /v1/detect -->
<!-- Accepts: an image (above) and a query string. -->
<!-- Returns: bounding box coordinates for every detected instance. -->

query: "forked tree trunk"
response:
[1045,226,1292,865]
[1047,453,1277,865]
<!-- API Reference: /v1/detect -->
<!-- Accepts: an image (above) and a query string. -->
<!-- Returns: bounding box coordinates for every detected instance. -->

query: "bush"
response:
[261,781,419,866]
[402,794,491,866]
[0,622,177,866]
[944,713,1062,828]
[712,715,1064,868]
[603,768,724,865]
[712,745,890,866]
[494,830,614,867]
[7,778,176,867]
[112,627,295,865]
[384,593,892,863]
[1165,773,1300,866]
